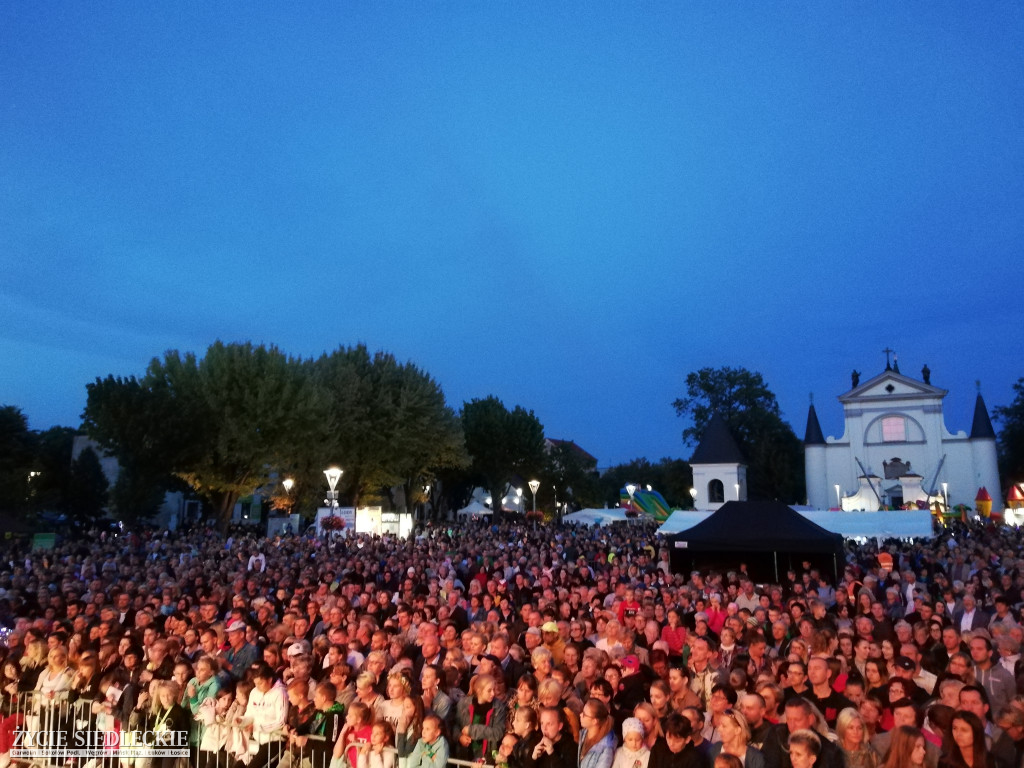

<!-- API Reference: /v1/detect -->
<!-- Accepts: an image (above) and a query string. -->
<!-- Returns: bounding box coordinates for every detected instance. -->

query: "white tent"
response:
[563,508,631,526]
[456,500,493,520]
[658,507,933,540]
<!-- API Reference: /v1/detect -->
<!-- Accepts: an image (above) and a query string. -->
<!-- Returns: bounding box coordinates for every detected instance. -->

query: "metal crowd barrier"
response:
[0,693,490,768]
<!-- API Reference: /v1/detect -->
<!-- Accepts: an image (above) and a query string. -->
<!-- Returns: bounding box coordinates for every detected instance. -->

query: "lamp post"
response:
[280,477,295,519]
[689,487,697,509]
[942,482,949,514]
[734,483,740,501]
[835,484,841,510]
[528,479,540,528]
[422,483,431,523]
[324,466,343,512]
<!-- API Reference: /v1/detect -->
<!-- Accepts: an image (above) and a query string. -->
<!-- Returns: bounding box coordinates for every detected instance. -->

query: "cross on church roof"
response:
[883,347,895,370]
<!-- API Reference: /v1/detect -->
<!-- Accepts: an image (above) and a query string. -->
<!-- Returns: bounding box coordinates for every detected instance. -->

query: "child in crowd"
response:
[357,721,397,768]
[612,717,650,768]
[332,701,373,768]
[406,714,449,768]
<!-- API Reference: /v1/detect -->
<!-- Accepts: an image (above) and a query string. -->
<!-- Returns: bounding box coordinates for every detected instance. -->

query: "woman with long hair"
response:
[864,658,889,699]
[453,673,506,762]
[578,699,616,768]
[836,707,878,768]
[648,680,673,723]
[708,708,765,768]
[634,703,664,752]
[881,725,926,768]
[940,711,994,768]
[881,640,897,677]
[19,639,48,692]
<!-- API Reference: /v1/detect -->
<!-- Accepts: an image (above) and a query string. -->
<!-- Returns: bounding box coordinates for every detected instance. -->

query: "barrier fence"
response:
[0,693,492,768]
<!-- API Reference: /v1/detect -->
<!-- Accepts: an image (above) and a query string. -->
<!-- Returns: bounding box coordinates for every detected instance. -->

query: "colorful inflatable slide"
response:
[620,487,673,522]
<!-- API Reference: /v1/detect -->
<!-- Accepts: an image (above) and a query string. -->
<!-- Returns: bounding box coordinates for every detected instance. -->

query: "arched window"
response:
[708,479,724,504]
[882,416,906,442]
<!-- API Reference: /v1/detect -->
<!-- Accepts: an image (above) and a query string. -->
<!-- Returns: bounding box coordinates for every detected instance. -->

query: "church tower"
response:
[804,400,828,508]
[970,391,1003,512]
[690,413,747,511]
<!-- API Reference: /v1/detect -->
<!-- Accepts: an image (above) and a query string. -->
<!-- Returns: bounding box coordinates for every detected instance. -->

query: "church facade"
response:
[804,363,1003,513]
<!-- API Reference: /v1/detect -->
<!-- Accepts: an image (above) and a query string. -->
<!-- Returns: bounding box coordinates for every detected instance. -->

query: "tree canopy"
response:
[84,341,466,530]
[995,377,1024,487]
[673,366,804,503]
[0,406,36,515]
[461,396,545,520]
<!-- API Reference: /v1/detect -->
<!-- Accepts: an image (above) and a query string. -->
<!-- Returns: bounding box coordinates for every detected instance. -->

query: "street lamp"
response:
[282,477,295,493]
[835,484,841,510]
[323,466,343,510]
[528,479,540,519]
[942,482,949,513]
[734,483,740,501]
[689,487,697,509]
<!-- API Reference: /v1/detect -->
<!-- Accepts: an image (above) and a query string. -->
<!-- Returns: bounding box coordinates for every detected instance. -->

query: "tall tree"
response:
[673,366,804,502]
[83,375,186,523]
[461,396,545,521]
[0,406,35,514]
[86,342,330,531]
[159,342,330,531]
[995,377,1024,486]
[31,426,77,517]
[545,441,601,514]
[67,447,109,529]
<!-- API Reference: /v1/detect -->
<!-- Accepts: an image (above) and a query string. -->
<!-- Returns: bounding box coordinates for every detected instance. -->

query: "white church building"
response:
[804,360,1002,513]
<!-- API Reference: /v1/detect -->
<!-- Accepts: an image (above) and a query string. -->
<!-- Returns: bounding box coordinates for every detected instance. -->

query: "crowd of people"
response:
[0,515,1022,768]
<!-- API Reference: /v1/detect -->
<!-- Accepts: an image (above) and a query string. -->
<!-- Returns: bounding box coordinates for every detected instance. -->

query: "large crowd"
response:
[0,515,1023,768]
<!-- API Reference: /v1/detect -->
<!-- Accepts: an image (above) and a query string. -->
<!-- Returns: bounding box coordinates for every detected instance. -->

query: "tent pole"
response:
[774,551,779,582]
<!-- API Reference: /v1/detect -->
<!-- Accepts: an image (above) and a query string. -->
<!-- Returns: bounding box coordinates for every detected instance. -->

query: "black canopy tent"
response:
[667,501,846,583]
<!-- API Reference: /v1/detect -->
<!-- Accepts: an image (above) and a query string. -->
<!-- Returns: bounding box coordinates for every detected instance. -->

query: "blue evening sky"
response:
[2,4,1022,467]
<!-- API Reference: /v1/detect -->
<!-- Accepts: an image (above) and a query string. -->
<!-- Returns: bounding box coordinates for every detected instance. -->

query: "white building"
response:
[804,362,1002,513]
[690,413,748,511]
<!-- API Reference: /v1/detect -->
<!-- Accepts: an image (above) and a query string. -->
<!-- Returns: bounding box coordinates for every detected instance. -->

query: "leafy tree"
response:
[461,396,545,521]
[30,427,77,516]
[86,342,330,531]
[545,441,601,515]
[154,342,330,531]
[83,375,185,523]
[673,366,804,502]
[0,406,35,514]
[67,447,109,529]
[311,345,466,510]
[995,377,1024,486]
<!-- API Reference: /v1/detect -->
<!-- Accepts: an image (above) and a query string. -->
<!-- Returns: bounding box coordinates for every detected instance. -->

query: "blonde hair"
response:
[150,680,180,715]
[835,707,867,748]
[22,639,47,668]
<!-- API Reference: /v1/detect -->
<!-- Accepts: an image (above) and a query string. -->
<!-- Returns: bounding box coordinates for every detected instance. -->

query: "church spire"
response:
[970,391,996,439]
[805,401,825,445]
